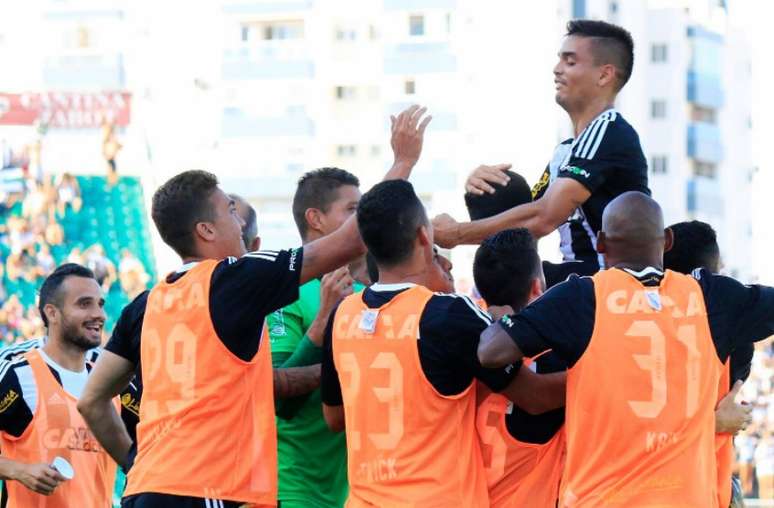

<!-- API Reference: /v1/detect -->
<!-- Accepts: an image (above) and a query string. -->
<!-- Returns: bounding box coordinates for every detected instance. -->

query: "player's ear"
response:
[417,223,432,247]
[249,236,261,253]
[530,277,544,301]
[598,63,617,89]
[596,232,607,254]
[43,303,59,326]
[663,227,674,254]
[304,208,325,235]
[195,221,217,242]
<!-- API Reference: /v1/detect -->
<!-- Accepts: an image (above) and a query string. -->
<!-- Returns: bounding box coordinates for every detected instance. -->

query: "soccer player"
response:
[0,264,117,507]
[321,180,565,507]
[265,168,361,508]
[433,20,648,279]
[78,105,432,508]
[231,194,261,252]
[478,192,774,507]
[664,220,752,508]
[472,229,567,507]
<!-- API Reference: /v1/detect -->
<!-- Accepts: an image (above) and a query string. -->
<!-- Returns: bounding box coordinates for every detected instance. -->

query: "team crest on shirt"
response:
[0,389,18,413]
[359,309,380,334]
[645,290,662,311]
[270,310,287,337]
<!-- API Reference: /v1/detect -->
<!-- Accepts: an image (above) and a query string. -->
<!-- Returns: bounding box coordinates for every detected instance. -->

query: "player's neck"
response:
[569,97,615,137]
[41,336,87,373]
[377,262,432,288]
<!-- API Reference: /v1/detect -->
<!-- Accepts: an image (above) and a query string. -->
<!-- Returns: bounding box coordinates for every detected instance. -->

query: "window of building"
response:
[404,79,416,95]
[651,43,668,63]
[335,86,357,100]
[335,27,357,41]
[650,100,667,119]
[369,24,378,40]
[337,145,357,157]
[693,161,717,178]
[371,145,381,157]
[651,156,668,174]
[609,1,619,15]
[690,105,717,124]
[241,25,250,42]
[409,15,425,36]
[445,13,452,34]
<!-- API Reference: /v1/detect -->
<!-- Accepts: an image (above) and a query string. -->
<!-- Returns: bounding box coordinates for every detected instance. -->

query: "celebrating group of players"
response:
[0,18,771,508]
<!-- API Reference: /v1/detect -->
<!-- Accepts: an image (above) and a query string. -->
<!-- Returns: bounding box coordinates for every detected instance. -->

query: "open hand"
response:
[465,163,512,195]
[390,105,432,169]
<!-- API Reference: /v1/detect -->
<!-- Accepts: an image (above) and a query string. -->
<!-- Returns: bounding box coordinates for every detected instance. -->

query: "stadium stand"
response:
[0,171,155,344]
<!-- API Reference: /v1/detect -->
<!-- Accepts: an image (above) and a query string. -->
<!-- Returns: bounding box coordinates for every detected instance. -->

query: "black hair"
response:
[38,263,96,327]
[151,170,219,258]
[292,167,360,240]
[357,180,427,268]
[473,229,541,310]
[664,220,720,274]
[465,170,533,221]
[566,19,634,90]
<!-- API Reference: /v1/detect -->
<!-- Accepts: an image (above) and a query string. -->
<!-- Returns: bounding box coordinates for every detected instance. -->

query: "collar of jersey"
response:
[370,282,416,292]
[621,266,663,278]
[176,261,199,274]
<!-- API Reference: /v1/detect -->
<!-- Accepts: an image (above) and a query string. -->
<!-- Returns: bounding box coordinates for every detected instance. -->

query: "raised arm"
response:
[434,177,590,248]
[299,106,431,284]
[77,351,135,469]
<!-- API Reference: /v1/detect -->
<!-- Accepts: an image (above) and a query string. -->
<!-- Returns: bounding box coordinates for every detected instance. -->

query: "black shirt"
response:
[321,284,520,406]
[532,109,649,266]
[105,249,302,441]
[499,268,774,369]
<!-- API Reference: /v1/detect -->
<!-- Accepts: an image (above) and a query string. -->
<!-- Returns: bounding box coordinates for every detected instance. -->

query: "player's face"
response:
[554,36,602,111]
[320,185,361,236]
[210,188,247,258]
[56,276,106,350]
[428,247,454,293]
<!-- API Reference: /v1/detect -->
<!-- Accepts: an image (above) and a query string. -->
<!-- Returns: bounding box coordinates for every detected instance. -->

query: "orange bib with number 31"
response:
[124,260,277,506]
[332,286,489,508]
[560,269,722,507]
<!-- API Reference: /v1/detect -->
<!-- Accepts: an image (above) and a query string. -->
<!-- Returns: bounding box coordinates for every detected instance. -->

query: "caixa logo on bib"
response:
[43,427,103,453]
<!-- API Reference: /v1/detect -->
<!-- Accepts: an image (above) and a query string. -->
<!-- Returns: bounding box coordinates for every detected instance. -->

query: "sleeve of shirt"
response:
[729,343,755,386]
[266,302,306,357]
[0,361,33,438]
[209,249,303,344]
[498,275,596,368]
[696,269,774,361]
[104,291,148,367]
[321,304,343,406]
[559,117,633,194]
[419,295,520,394]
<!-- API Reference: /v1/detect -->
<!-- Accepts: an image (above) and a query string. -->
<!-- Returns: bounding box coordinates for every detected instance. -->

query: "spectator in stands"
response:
[55,172,83,216]
[85,244,117,292]
[36,242,55,275]
[102,122,122,186]
[118,248,150,299]
[67,246,85,265]
[45,217,64,245]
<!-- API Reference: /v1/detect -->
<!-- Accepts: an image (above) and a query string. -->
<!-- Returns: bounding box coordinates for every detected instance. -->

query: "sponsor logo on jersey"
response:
[121,393,140,416]
[560,165,591,179]
[288,248,298,272]
[0,389,19,413]
[500,315,514,329]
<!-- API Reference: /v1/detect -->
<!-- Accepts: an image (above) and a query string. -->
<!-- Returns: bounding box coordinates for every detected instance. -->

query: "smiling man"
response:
[433,20,649,284]
[0,264,118,508]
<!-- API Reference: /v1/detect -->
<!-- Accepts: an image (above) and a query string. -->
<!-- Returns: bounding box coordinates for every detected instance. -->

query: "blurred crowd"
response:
[737,337,774,499]
[0,167,149,346]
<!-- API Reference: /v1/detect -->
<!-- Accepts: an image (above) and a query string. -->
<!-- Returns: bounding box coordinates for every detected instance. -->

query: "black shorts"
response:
[122,493,247,508]
[542,259,599,289]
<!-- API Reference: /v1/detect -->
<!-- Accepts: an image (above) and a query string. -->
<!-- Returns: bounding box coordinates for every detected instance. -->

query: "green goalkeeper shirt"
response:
[267,278,363,507]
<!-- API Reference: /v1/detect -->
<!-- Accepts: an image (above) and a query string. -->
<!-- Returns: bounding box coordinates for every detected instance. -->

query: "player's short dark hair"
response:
[474,229,541,310]
[38,263,96,327]
[293,167,360,240]
[151,170,219,258]
[465,171,533,221]
[566,19,634,90]
[664,220,720,274]
[358,180,427,268]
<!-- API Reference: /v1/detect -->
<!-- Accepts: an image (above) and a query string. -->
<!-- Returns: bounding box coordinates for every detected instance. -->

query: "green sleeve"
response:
[280,336,322,367]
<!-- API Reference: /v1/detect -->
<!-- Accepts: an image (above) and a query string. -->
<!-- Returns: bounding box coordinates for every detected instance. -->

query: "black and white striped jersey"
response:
[532,108,649,266]
[0,337,101,364]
